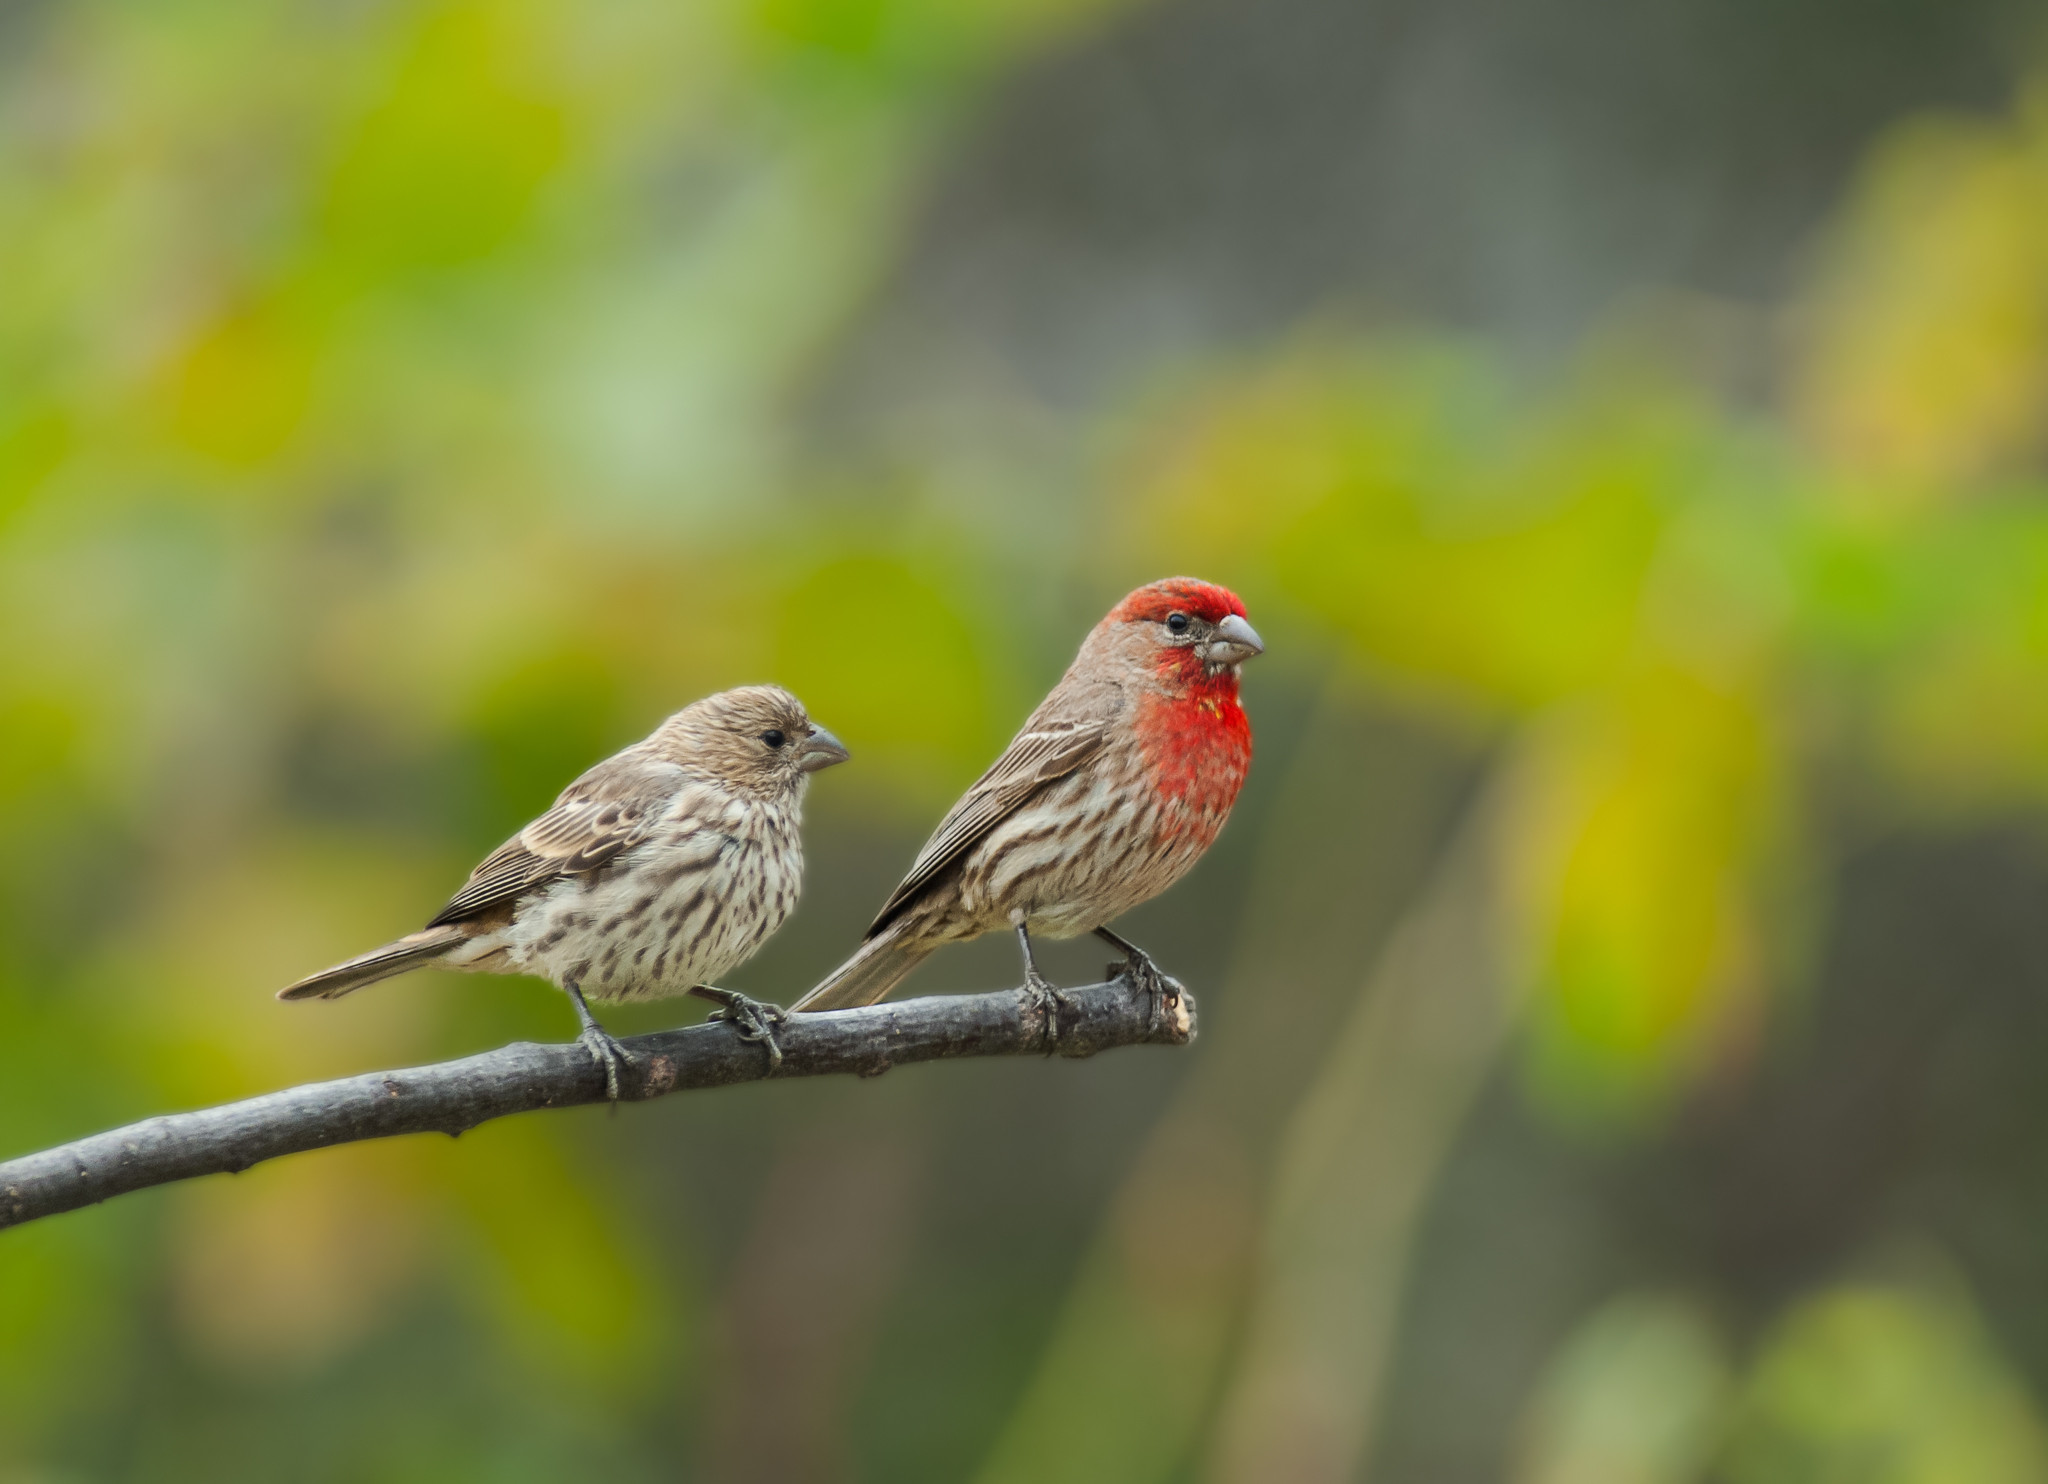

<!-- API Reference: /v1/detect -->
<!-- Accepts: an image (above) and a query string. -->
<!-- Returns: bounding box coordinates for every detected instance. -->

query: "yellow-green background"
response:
[9,0,2048,1479]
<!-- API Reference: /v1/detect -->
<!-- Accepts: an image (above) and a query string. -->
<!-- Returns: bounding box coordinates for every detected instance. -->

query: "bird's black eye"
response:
[761,729,787,749]
[1166,612,1191,635]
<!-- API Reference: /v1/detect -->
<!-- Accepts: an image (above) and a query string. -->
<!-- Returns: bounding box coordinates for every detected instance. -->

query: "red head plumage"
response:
[1110,577,1249,627]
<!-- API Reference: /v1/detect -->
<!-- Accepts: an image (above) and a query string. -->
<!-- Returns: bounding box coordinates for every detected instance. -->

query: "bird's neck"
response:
[1140,654,1252,816]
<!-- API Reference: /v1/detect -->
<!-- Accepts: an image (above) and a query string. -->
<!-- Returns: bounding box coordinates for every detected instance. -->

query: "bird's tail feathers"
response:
[792,927,932,1012]
[276,926,467,1002]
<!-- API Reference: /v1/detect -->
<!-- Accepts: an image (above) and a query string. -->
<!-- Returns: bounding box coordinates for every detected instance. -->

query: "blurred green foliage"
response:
[9,0,2048,1480]
[1727,1264,2048,1484]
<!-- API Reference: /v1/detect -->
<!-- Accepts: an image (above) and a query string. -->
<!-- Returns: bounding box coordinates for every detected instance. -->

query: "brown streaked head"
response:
[657,685,849,798]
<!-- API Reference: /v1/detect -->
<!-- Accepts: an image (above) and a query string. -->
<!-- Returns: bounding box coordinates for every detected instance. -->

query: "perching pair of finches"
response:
[279,577,1265,1096]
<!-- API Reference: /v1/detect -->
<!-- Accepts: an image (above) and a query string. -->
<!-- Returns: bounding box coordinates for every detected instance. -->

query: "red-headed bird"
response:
[278,685,849,1094]
[793,578,1261,1017]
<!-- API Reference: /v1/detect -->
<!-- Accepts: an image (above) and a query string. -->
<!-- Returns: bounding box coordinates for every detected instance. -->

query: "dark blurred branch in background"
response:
[0,980,1195,1232]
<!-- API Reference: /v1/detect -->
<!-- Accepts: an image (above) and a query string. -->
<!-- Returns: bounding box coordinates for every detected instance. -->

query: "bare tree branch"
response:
[0,978,1195,1231]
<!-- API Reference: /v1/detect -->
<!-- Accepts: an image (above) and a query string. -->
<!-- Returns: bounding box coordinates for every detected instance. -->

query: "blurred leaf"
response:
[168,1144,431,1374]
[1139,344,1693,716]
[1793,87,2048,495]
[772,550,1015,805]
[1724,1264,2048,1484]
[315,0,574,281]
[442,1117,682,1400]
[155,297,316,468]
[1514,1292,1731,1484]
[1509,665,1779,1120]
[0,1215,137,1448]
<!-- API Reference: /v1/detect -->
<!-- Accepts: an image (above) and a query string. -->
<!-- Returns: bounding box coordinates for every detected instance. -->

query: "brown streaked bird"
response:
[793,578,1260,1020]
[279,685,849,1095]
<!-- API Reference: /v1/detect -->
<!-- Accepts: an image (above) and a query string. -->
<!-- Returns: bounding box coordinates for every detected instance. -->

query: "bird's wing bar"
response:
[426,753,683,927]
[867,720,1107,935]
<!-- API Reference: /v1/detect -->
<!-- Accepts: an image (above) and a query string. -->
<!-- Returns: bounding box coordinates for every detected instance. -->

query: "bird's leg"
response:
[687,985,788,1074]
[565,978,634,1101]
[1013,920,1071,1047]
[1094,924,1185,1025]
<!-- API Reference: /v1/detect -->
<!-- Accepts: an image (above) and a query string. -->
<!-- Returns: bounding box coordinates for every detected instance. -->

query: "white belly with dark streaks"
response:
[454,789,803,1004]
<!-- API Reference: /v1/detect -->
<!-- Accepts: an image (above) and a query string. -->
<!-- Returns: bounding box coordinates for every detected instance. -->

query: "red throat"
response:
[1137,657,1252,830]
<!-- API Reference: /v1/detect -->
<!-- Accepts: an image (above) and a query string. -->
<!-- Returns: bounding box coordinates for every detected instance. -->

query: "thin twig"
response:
[0,977,1196,1231]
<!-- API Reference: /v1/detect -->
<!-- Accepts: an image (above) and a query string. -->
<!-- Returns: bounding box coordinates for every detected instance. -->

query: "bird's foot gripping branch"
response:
[0,977,1195,1231]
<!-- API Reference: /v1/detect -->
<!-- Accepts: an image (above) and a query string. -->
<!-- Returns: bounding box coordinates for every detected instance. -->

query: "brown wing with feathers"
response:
[277,750,683,1000]
[426,754,683,927]
[793,718,1106,1011]
[868,719,1107,934]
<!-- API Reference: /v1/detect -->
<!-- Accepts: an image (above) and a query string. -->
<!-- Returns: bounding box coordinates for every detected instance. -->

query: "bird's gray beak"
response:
[798,725,851,772]
[1201,613,1265,667]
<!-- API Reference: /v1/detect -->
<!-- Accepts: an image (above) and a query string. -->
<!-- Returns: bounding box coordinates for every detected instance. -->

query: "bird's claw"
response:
[1023,970,1073,1050]
[690,986,789,1074]
[578,1023,635,1101]
[1106,946,1183,1031]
